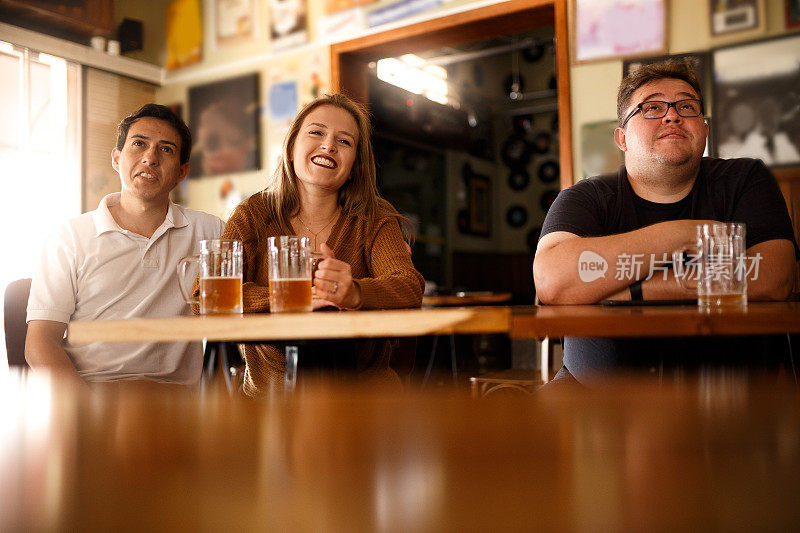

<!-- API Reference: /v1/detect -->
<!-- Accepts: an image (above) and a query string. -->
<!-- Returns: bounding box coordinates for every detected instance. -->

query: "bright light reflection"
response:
[377,54,451,107]
[374,456,444,530]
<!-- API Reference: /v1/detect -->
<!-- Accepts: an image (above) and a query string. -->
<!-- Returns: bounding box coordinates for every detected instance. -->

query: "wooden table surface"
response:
[422,292,512,307]
[67,302,800,344]
[511,301,800,338]
[67,307,512,344]
[3,372,799,531]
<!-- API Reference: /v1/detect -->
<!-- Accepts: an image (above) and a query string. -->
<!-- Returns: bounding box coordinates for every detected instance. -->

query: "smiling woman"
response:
[208,94,425,396]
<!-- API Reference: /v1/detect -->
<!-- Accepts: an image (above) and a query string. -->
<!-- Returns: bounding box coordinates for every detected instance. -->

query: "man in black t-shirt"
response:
[533,59,799,382]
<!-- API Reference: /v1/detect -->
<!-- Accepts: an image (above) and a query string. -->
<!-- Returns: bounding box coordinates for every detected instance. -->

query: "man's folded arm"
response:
[745,239,797,301]
[25,320,83,382]
[533,220,712,304]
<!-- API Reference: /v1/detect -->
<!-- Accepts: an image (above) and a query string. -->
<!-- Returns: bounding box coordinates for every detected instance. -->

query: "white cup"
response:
[107,40,121,56]
[90,36,106,51]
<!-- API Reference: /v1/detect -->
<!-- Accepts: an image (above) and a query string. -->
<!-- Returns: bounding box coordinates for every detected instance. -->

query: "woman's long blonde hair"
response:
[263,93,409,239]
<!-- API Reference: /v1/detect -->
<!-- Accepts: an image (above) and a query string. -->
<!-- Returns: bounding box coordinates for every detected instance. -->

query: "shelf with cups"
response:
[0,21,162,85]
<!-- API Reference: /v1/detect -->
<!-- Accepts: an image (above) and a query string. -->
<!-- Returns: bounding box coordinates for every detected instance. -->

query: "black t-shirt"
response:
[542,157,799,255]
[539,157,799,380]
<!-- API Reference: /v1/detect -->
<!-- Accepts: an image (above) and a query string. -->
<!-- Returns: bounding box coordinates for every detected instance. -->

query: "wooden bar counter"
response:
[2,372,799,530]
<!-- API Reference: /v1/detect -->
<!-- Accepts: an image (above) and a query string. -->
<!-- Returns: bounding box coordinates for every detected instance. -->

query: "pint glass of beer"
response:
[178,239,243,314]
[268,236,313,313]
[673,223,747,312]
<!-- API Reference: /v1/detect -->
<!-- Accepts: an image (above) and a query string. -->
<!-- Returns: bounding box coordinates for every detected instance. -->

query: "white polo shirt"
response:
[27,193,225,384]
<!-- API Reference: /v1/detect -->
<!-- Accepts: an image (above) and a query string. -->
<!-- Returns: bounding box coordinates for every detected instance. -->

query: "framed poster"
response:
[165,0,202,69]
[570,0,667,64]
[709,0,765,37]
[713,34,800,168]
[467,174,491,236]
[270,0,308,50]
[214,0,258,48]
[581,121,623,179]
[623,52,711,101]
[189,74,261,177]
[788,0,800,29]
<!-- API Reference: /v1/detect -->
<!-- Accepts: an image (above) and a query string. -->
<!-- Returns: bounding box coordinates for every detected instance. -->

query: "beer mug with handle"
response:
[268,236,313,313]
[673,223,747,312]
[178,239,243,314]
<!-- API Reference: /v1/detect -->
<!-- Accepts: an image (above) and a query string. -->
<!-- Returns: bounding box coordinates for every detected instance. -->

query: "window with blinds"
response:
[82,67,156,212]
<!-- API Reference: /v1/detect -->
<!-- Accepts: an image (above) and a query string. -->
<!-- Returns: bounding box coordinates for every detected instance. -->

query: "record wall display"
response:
[506,205,528,228]
[531,131,552,154]
[501,135,532,168]
[526,227,542,253]
[508,169,530,191]
[540,190,558,212]
[537,160,559,183]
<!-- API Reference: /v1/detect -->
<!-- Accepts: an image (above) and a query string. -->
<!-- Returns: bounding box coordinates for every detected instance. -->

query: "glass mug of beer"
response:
[673,223,747,312]
[268,236,313,313]
[177,239,243,314]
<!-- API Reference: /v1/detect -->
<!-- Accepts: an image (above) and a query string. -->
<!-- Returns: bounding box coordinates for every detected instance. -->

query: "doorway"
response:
[331,0,571,300]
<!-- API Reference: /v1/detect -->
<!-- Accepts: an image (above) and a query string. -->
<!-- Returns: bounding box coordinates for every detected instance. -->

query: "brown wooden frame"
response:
[330,0,574,190]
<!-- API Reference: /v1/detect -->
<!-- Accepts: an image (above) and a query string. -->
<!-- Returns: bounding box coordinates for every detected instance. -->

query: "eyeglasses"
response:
[621,99,704,127]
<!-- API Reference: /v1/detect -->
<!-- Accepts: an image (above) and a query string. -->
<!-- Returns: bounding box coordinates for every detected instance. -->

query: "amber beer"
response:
[199,276,243,314]
[269,277,312,313]
[697,292,746,311]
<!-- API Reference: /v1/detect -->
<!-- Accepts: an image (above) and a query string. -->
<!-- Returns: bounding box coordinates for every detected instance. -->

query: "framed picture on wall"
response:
[787,0,800,29]
[188,74,261,177]
[468,174,491,236]
[623,52,711,102]
[709,0,765,37]
[581,120,623,179]
[213,0,259,48]
[570,0,667,64]
[713,34,800,168]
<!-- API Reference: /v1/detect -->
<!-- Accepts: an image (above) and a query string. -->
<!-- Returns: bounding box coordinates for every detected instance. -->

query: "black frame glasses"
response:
[621,99,704,127]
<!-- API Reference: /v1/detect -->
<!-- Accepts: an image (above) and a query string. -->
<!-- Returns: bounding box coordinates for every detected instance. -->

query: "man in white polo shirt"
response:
[26,104,225,385]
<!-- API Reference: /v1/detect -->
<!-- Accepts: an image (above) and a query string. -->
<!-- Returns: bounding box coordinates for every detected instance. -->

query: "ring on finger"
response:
[332,281,339,295]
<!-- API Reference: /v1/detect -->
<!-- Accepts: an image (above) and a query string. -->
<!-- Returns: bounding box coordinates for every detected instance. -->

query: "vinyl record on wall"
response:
[512,114,534,134]
[523,42,545,63]
[506,205,528,228]
[508,169,531,191]
[537,160,559,183]
[501,135,532,168]
[531,131,552,154]
[540,190,558,212]
[526,226,542,253]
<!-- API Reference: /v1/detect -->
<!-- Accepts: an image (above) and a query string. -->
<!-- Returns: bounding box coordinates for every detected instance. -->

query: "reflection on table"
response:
[2,371,799,530]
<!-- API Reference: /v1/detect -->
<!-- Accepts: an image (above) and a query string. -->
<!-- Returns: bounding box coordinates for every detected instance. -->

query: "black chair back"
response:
[4,278,32,368]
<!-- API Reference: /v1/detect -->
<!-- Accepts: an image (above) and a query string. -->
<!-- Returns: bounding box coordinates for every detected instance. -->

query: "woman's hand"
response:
[313,243,361,309]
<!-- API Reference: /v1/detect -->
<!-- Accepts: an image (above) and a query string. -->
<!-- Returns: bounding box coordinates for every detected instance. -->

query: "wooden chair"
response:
[4,278,32,368]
